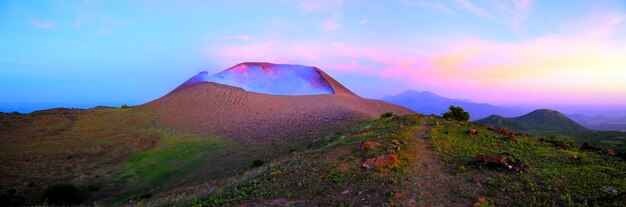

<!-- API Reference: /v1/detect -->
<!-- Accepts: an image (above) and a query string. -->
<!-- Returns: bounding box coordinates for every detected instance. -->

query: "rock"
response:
[554,142,572,150]
[466,128,479,135]
[507,133,517,142]
[458,165,466,172]
[604,186,619,195]
[602,149,617,155]
[470,154,526,172]
[358,141,381,150]
[362,154,399,169]
[494,128,510,135]
[473,196,487,207]
[341,189,350,195]
[270,170,283,175]
[581,142,602,151]
[391,139,402,146]
[387,145,401,154]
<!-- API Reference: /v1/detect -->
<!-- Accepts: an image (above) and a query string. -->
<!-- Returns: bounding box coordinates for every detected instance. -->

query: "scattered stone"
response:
[358,141,381,150]
[602,149,617,155]
[341,189,350,195]
[507,133,518,142]
[270,170,283,175]
[387,145,401,154]
[457,165,466,172]
[469,154,526,172]
[473,196,487,207]
[357,191,363,196]
[391,139,402,146]
[581,142,601,151]
[604,186,619,195]
[554,142,572,150]
[362,154,399,169]
[466,128,479,135]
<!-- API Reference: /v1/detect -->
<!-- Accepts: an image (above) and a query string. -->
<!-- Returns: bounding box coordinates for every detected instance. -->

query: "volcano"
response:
[176,62,357,96]
[146,62,414,141]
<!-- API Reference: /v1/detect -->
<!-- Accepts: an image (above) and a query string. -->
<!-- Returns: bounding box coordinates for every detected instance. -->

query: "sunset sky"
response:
[1,0,626,111]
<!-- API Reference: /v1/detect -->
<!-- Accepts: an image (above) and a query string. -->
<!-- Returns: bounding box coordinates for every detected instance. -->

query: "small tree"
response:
[442,106,470,121]
[121,104,129,109]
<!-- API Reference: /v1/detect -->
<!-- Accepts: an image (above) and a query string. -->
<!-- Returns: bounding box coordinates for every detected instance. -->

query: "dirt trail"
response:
[401,119,471,206]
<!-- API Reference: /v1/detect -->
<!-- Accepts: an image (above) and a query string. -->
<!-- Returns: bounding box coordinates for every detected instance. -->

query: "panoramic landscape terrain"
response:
[2,0,626,206]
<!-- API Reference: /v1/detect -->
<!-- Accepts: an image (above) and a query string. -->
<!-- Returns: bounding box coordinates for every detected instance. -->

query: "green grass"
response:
[124,134,232,187]
[184,115,422,206]
[429,116,626,206]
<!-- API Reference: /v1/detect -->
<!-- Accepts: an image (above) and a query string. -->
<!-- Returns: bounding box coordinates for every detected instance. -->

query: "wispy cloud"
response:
[204,8,626,104]
[294,0,344,31]
[31,20,55,29]
[456,0,492,19]
[224,35,256,42]
[358,19,368,25]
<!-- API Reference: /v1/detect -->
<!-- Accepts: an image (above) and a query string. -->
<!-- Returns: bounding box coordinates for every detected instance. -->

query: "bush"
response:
[442,106,470,121]
[252,159,265,167]
[41,183,82,205]
[380,112,395,119]
[121,104,129,109]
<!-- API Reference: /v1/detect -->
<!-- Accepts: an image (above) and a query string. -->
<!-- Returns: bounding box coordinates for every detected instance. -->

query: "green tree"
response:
[442,106,470,121]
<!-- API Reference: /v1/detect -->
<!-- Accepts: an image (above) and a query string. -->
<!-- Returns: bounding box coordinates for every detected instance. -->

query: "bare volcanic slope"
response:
[145,62,413,141]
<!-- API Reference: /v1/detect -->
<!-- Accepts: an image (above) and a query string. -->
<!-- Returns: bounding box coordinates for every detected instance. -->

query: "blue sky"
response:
[1,0,626,112]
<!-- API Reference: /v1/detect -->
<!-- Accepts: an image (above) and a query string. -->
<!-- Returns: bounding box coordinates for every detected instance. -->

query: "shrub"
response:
[380,112,395,119]
[252,159,265,167]
[41,183,82,205]
[442,106,470,121]
[121,104,129,109]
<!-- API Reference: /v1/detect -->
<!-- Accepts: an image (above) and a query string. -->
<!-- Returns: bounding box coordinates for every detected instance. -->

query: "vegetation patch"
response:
[124,134,232,187]
[429,116,626,206]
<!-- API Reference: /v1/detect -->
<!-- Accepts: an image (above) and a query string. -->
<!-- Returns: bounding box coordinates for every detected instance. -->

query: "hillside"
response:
[0,63,414,206]
[477,109,588,134]
[477,109,626,151]
[382,90,519,120]
[140,114,625,206]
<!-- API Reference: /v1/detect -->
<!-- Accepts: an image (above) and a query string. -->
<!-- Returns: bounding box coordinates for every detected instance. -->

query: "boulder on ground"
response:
[358,141,381,150]
[387,145,400,154]
[507,133,518,142]
[469,154,526,172]
[581,142,601,151]
[362,154,399,169]
[602,149,617,155]
[466,128,479,135]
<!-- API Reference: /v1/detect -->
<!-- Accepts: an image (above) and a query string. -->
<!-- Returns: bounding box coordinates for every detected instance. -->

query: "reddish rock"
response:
[507,133,518,142]
[471,154,507,166]
[581,142,601,151]
[473,196,487,207]
[387,145,400,154]
[391,139,402,146]
[466,128,479,135]
[602,149,617,155]
[362,154,399,169]
[470,154,526,172]
[494,128,510,135]
[358,141,381,150]
[270,170,283,175]
[554,142,572,150]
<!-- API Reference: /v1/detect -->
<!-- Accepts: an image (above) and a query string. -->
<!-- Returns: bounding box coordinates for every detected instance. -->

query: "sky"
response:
[1,0,626,112]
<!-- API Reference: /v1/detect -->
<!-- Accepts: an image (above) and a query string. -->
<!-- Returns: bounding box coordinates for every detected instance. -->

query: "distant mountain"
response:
[477,109,588,135]
[382,90,518,120]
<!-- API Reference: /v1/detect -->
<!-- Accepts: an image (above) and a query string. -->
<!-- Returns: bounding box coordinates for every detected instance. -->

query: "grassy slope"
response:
[152,114,626,207]
[430,116,625,206]
[152,115,424,206]
[477,111,626,152]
